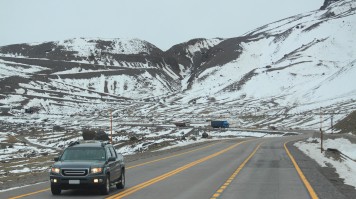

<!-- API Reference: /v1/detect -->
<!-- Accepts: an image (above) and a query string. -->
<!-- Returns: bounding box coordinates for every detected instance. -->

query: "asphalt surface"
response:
[1,134,353,199]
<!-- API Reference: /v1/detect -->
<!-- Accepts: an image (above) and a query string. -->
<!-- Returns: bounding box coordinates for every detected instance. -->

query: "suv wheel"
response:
[116,170,125,189]
[51,185,61,195]
[101,175,110,195]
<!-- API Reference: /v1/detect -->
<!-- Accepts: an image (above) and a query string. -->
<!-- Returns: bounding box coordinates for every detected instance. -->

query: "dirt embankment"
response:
[334,111,356,135]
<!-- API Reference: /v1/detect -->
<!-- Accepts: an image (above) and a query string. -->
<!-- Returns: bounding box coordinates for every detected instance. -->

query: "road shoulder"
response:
[287,141,356,199]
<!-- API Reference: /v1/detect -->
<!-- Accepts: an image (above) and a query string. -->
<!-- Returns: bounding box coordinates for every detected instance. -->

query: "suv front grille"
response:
[62,168,88,176]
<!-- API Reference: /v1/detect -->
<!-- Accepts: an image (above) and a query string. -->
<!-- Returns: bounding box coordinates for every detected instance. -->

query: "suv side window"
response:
[109,146,117,158]
[105,147,112,159]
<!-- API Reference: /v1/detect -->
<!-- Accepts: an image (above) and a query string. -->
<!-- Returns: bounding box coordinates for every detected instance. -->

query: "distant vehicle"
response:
[49,141,125,195]
[211,120,229,128]
[174,122,190,127]
[24,106,40,114]
[24,107,33,114]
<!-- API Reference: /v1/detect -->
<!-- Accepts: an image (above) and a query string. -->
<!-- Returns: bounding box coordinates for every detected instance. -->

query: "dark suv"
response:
[49,141,125,195]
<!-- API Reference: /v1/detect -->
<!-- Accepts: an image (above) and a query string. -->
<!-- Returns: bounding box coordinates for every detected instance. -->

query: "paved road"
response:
[0,134,350,199]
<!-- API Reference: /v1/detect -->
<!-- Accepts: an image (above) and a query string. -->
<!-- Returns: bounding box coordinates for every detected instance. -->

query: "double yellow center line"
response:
[106,140,250,199]
[210,142,262,199]
[126,141,220,169]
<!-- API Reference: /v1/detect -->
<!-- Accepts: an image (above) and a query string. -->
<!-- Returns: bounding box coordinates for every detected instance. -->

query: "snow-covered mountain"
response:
[172,0,356,128]
[0,37,182,105]
[181,0,356,103]
[165,38,224,77]
[0,37,162,61]
[0,0,355,130]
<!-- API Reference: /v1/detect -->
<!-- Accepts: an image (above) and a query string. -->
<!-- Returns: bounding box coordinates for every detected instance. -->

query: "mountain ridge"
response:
[0,0,355,129]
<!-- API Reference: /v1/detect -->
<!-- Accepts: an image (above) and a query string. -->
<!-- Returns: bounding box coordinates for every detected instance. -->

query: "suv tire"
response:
[100,175,110,195]
[116,170,125,189]
[51,185,61,195]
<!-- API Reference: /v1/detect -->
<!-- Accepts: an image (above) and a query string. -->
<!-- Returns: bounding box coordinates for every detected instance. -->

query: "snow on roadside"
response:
[0,143,56,161]
[325,138,356,160]
[26,135,82,149]
[11,166,49,173]
[209,130,287,138]
[295,138,356,188]
[116,138,175,155]
[9,167,31,174]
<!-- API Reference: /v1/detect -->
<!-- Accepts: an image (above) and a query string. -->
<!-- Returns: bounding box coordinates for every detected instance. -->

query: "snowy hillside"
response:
[0,0,355,130]
[173,0,356,128]
[0,37,163,61]
[0,36,182,111]
[164,38,225,90]
[56,38,159,56]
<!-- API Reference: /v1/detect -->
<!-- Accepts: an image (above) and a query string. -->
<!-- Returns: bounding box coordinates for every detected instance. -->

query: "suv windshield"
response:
[61,147,106,161]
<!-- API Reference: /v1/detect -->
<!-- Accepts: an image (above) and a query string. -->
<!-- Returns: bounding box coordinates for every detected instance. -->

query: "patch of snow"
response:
[295,138,356,188]
[210,130,269,138]
[9,167,31,173]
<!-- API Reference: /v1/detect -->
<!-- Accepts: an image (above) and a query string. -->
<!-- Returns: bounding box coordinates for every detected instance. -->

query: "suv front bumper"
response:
[50,174,107,189]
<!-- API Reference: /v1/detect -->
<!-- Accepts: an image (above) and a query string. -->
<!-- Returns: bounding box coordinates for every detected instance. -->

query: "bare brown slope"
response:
[334,111,356,134]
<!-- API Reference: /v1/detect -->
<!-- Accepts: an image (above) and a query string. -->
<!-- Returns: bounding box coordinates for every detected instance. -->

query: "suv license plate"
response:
[69,180,80,184]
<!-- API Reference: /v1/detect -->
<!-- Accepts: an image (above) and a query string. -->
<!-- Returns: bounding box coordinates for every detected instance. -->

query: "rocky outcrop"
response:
[320,0,340,10]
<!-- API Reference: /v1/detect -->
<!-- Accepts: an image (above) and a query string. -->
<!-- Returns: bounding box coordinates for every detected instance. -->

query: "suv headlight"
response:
[91,167,103,174]
[51,167,60,174]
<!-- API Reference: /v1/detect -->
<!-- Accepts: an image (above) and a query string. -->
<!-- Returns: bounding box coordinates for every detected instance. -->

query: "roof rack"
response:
[81,140,101,143]
[67,140,111,147]
[101,141,111,147]
[68,141,80,147]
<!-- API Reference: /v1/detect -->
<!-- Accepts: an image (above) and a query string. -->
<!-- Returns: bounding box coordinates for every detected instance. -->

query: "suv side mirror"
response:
[54,157,59,161]
[108,157,116,162]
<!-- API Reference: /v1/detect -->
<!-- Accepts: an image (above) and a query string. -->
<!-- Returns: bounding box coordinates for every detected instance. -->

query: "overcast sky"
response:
[0,0,324,50]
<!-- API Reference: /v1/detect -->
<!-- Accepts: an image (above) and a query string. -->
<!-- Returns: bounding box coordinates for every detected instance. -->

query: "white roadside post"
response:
[331,114,334,134]
[320,107,324,153]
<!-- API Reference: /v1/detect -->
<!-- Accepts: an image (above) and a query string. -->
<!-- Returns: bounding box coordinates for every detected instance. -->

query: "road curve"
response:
[0,134,349,199]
